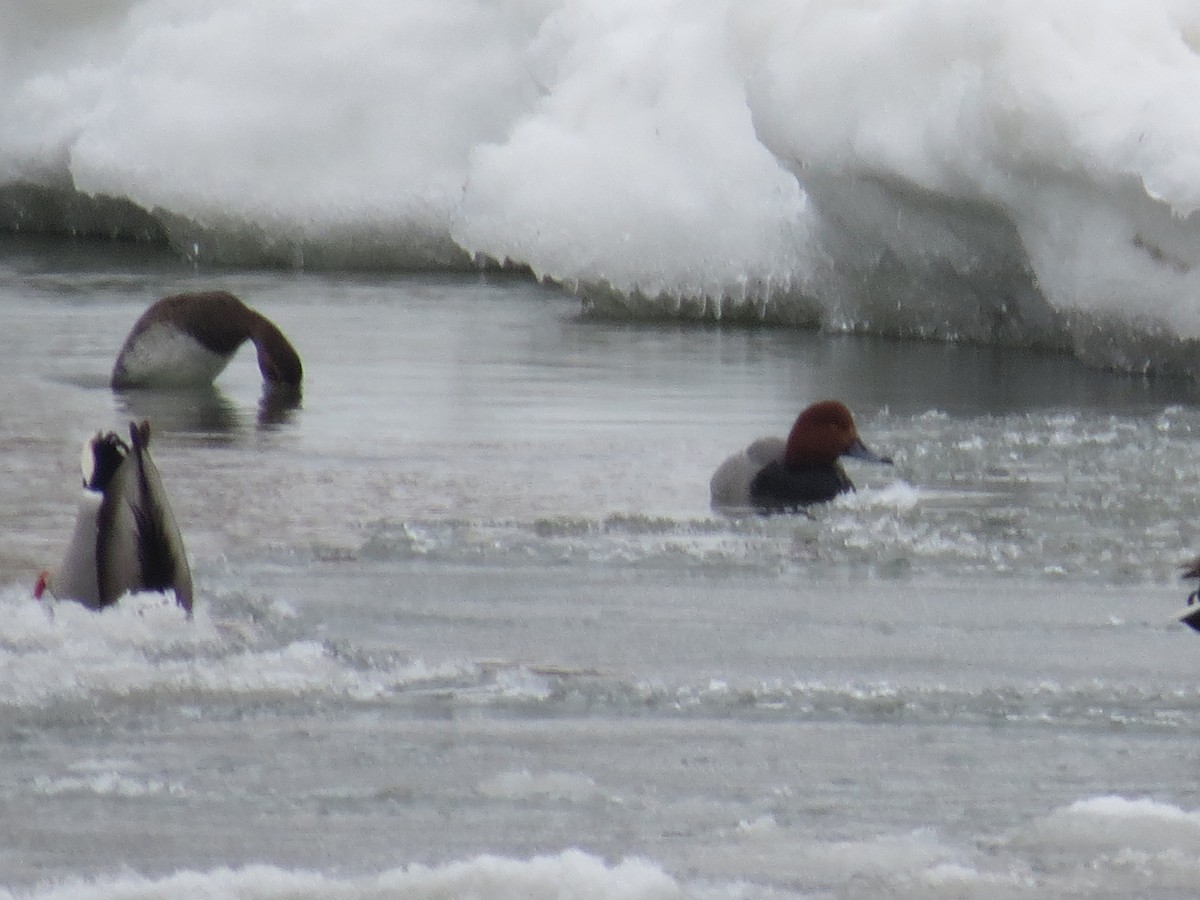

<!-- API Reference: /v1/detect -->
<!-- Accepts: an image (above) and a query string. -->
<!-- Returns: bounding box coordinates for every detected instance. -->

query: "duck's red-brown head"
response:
[33,570,51,600]
[784,400,892,467]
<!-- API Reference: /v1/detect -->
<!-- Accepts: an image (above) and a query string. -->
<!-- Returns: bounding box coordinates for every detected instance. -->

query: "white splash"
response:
[0,584,471,708]
[11,850,682,900]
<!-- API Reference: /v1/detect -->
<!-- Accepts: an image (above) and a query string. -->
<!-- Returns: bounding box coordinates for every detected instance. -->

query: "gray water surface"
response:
[3,239,1200,898]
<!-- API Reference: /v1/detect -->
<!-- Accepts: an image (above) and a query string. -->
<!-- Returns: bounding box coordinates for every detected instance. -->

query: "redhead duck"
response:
[710,400,892,512]
[35,421,192,613]
[111,291,302,389]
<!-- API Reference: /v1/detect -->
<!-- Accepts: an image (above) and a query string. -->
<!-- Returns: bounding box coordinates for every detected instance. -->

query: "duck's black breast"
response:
[749,460,854,511]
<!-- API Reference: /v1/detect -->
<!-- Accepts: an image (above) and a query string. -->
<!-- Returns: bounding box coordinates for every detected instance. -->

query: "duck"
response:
[111,291,302,389]
[710,400,892,512]
[1178,557,1200,631]
[35,420,193,613]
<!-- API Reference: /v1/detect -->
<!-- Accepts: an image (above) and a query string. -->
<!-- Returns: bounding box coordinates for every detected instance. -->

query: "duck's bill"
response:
[845,438,893,465]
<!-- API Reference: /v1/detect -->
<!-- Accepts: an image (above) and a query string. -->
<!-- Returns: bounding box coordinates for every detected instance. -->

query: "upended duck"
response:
[710,400,892,513]
[35,421,192,613]
[111,291,302,389]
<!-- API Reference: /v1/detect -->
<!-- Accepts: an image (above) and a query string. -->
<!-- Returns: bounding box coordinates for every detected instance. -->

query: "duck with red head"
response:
[35,420,192,613]
[111,291,302,390]
[710,400,893,512]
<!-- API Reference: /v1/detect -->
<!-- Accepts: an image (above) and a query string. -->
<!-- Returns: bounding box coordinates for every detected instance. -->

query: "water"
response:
[3,237,1200,899]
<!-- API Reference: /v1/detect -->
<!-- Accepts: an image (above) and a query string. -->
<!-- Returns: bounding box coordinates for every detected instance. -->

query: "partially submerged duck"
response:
[1178,557,1200,631]
[111,291,302,390]
[710,400,892,513]
[35,420,192,613]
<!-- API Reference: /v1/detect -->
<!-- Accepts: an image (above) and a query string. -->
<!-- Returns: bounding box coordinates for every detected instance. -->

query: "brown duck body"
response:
[111,291,302,389]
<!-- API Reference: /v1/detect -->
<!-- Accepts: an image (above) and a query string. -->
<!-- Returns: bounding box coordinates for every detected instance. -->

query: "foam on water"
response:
[6,578,1200,736]
[10,851,682,900]
[5,1,1200,371]
[9,800,1200,899]
[0,585,477,710]
[699,799,1200,897]
[1007,796,1200,856]
[350,393,1200,585]
[32,759,187,799]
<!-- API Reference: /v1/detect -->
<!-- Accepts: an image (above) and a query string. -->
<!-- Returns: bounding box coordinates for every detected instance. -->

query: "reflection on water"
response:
[115,385,241,439]
[258,383,302,429]
[115,383,303,438]
[111,386,229,439]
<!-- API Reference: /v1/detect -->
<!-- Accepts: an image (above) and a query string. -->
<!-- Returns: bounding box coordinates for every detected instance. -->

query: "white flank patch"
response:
[119,323,233,387]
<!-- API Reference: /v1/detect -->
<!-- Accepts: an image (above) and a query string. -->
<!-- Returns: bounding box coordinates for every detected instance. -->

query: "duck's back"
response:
[710,437,786,510]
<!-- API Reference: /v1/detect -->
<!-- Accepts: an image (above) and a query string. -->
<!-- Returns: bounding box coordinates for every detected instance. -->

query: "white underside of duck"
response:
[113,323,232,388]
[52,490,105,606]
[709,436,785,510]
